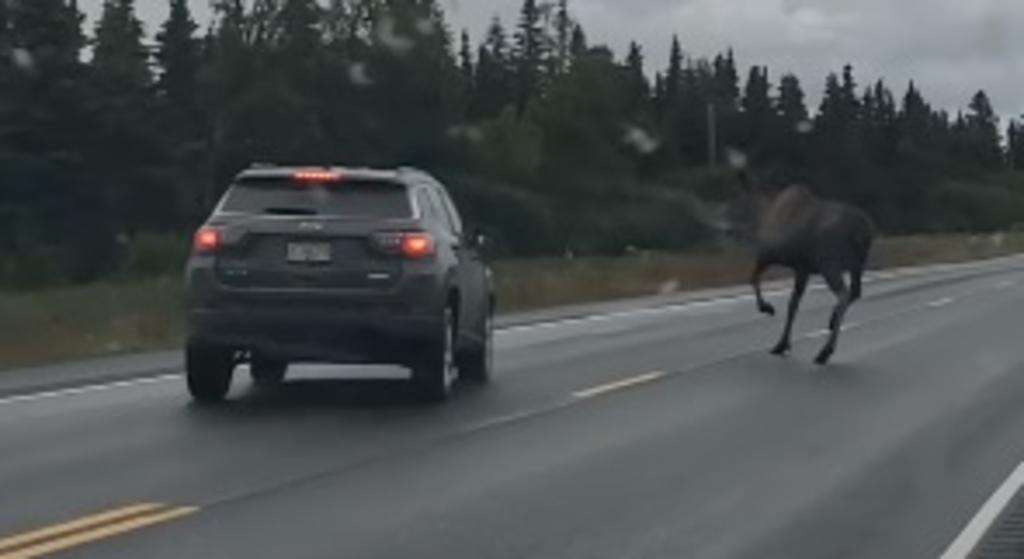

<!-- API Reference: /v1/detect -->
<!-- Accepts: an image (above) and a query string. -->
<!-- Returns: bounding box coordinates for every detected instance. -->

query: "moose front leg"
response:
[772,272,809,356]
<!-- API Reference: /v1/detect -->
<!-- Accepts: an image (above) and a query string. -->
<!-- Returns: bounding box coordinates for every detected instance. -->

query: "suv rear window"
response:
[219,179,412,219]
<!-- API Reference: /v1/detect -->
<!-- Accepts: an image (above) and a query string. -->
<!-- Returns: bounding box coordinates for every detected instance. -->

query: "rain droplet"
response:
[622,125,660,155]
[415,17,436,36]
[659,280,680,295]
[347,62,372,87]
[11,48,34,72]
[447,124,485,143]
[795,120,814,134]
[375,16,414,55]
[726,148,748,170]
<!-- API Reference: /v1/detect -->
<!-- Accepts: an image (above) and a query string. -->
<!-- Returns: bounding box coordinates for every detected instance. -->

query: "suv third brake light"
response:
[293,169,342,183]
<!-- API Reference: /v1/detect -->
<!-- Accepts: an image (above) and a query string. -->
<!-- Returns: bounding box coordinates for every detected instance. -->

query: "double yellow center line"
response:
[0,503,196,558]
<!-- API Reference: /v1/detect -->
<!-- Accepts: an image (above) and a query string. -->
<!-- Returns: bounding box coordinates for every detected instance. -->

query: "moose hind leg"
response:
[849,262,865,303]
[815,269,851,365]
[772,272,809,356]
[751,259,775,316]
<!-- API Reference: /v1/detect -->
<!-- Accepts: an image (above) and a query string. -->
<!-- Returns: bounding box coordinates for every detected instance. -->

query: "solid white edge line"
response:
[0,374,179,406]
[941,460,1024,559]
[572,371,667,400]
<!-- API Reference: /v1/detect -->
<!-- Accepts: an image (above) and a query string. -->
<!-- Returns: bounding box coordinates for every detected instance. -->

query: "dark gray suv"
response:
[184,165,494,404]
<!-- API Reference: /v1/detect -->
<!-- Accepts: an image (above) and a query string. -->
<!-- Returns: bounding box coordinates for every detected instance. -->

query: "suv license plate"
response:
[287,242,332,263]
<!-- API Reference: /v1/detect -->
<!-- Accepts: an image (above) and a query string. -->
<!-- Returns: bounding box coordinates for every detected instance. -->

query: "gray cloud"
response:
[80,0,1024,120]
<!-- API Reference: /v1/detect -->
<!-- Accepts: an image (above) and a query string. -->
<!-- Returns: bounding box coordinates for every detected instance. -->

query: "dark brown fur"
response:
[741,172,875,364]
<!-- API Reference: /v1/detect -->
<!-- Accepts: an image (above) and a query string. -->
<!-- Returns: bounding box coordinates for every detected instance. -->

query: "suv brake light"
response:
[193,226,221,254]
[401,233,434,258]
[372,232,435,259]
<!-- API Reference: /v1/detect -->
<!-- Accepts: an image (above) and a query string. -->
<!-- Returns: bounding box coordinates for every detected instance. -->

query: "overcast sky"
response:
[81,0,1024,121]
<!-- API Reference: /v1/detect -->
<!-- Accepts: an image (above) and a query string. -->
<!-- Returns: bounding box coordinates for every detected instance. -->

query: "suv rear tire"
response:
[186,342,235,404]
[411,307,457,402]
[251,356,288,387]
[458,309,493,384]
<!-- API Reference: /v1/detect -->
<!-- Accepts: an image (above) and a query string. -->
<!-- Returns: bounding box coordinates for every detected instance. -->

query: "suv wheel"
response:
[458,309,493,384]
[186,342,235,404]
[411,307,457,402]
[251,356,288,387]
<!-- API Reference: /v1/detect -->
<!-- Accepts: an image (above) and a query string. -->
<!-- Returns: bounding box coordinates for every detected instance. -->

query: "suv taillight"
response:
[193,226,221,254]
[372,232,435,259]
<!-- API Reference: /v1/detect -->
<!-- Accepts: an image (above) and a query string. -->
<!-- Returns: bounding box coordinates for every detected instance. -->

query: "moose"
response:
[739,169,876,364]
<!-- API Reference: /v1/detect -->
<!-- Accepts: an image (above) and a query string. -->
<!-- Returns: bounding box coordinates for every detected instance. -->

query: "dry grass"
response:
[0,278,184,370]
[1,233,1022,370]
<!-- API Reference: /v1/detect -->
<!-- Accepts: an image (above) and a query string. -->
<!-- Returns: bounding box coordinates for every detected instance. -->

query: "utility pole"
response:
[707,102,718,170]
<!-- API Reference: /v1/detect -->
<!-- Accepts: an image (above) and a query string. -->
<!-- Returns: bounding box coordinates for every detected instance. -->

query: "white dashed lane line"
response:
[928,297,956,308]
[572,372,668,400]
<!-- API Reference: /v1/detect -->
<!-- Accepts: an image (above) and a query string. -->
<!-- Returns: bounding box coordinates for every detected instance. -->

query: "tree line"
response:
[1,0,1023,286]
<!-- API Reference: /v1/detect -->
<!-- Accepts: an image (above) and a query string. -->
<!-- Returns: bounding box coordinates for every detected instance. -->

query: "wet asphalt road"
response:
[2,257,1024,558]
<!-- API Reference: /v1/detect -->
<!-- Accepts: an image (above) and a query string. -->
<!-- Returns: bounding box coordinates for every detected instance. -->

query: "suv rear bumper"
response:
[187,307,442,365]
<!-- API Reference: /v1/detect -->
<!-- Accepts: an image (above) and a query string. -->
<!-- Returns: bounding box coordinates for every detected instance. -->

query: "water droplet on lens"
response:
[347,62,373,87]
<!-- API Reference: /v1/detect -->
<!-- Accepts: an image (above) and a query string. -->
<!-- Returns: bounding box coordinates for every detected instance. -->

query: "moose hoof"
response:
[771,342,791,356]
[758,303,776,317]
[814,350,834,365]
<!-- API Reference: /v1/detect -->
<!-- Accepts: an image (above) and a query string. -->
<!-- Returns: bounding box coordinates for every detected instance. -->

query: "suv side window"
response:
[414,189,438,224]
[426,188,457,236]
[435,188,464,236]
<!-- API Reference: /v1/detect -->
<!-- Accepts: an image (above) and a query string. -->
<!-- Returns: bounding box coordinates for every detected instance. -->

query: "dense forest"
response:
[1,0,1023,287]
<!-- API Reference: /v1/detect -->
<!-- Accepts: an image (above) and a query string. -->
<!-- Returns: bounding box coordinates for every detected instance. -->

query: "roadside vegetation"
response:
[2,233,1022,371]
[3,0,1024,288]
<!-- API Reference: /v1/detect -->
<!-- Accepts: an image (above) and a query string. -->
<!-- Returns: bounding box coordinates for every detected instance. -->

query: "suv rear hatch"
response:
[209,175,416,291]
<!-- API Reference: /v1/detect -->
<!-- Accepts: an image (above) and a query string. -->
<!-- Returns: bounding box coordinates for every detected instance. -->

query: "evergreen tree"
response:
[275,0,323,69]
[665,35,683,105]
[92,0,151,89]
[773,73,810,171]
[840,63,860,123]
[740,66,771,153]
[711,49,739,111]
[741,66,771,119]
[624,41,649,114]
[965,90,1002,170]
[156,0,200,109]
[472,18,513,119]
[459,29,474,93]
[776,73,808,125]
[900,81,930,143]
[1008,120,1024,171]
[568,23,586,61]
[512,0,545,113]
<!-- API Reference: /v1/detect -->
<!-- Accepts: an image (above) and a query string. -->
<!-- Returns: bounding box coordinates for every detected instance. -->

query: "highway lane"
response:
[1,257,1024,558]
